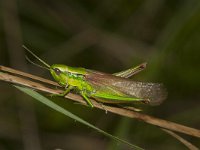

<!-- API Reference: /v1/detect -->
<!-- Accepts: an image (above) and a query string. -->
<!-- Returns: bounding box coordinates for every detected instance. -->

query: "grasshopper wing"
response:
[85,70,167,105]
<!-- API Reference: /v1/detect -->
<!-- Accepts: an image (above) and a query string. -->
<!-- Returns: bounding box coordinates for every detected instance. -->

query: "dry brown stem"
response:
[0,65,200,145]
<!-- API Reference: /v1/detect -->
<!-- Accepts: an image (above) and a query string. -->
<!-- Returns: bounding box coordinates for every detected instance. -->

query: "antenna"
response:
[22,45,50,68]
[25,55,49,70]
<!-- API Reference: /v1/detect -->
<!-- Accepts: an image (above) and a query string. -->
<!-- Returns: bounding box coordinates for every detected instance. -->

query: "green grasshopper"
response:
[23,46,167,108]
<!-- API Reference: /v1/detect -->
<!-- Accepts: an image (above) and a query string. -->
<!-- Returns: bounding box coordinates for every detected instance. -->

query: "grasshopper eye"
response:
[54,68,61,75]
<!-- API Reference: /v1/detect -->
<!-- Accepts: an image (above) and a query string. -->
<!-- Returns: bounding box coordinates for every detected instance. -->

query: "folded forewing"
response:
[85,70,167,105]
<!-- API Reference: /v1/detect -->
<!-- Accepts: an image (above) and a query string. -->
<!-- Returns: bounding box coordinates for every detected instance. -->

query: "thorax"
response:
[64,72,93,92]
[66,72,84,86]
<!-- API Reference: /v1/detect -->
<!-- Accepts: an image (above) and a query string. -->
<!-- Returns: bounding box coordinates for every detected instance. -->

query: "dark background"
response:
[0,0,200,149]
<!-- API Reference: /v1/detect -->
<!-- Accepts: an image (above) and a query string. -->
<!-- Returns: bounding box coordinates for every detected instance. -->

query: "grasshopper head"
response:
[23,46,69,87]
[50,64,69,86]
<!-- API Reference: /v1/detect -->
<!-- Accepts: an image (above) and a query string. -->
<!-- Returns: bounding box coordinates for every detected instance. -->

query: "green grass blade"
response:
[14,85,143,150]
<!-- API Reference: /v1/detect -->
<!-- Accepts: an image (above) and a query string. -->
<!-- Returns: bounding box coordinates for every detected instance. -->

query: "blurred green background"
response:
[0,0,200,149]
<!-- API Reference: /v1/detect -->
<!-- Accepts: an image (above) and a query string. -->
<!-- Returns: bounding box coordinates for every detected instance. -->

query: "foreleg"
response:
[50,85,74,97]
